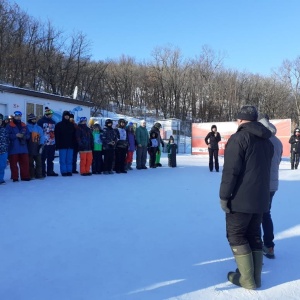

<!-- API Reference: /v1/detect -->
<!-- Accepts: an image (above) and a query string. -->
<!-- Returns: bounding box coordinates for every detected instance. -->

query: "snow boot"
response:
[228,244,256,290]
[127,162,133,170]
[252,250,263,288]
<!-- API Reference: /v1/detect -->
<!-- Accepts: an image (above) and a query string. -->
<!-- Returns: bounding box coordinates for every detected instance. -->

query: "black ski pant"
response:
[226,211,263,251]
[208,148,219,171]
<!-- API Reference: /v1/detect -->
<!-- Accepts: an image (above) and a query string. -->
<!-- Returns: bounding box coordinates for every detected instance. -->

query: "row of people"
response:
[0,110,178,184]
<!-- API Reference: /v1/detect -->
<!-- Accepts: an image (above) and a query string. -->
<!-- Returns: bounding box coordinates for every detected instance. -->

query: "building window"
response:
[26,103,44,122]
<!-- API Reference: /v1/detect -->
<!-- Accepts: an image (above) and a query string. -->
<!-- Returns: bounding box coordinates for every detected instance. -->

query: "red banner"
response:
[192,119,291,157]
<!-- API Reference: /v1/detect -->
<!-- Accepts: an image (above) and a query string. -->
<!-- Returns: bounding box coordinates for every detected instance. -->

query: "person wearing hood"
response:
[6,111,31,181]
[205,124,221,172]
[149,122,165,167]
[258,113,283,259]
[54,111,76,176]
[27,113,45,179]
[219,105,274,290]
[289,127,300,170]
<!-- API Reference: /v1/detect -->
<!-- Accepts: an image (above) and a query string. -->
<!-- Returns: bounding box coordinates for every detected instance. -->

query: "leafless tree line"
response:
[1,0,300,126]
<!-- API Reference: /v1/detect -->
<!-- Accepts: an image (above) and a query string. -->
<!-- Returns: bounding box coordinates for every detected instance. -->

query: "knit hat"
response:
[80,117,87,123]
[128,122,133,126]
[27,113,36,120]
[211,125,217,130]
[236,105,258,121]
[0,113,3,121]
[69,113,74,118]
[45,107,53,115]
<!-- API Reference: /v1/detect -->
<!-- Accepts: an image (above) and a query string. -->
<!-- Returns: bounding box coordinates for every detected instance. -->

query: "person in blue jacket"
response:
[27,113,45,179]
[6,111,31,181]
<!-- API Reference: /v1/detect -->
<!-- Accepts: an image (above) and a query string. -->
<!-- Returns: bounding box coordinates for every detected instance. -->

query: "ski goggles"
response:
[14,111,22,116]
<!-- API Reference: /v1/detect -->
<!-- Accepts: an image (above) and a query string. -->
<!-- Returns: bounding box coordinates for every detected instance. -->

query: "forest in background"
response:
[1,0,300,126]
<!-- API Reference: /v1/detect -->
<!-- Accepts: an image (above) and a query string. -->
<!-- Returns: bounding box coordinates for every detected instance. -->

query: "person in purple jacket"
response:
[6,111,31,182]
[125,122,136,170]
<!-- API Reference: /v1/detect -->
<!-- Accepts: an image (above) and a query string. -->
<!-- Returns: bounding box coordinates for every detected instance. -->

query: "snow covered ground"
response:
[1,154,300,300]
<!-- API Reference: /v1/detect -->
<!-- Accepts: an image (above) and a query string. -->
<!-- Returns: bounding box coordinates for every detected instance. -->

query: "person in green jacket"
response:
[91,123,103,174]
[135,120,149,169]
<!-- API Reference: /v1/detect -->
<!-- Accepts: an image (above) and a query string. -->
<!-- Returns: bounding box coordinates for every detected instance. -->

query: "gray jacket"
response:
[259,118,283,192]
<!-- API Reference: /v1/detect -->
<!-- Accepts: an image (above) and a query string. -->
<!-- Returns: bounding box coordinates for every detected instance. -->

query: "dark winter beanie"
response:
[236,105,258,121]
[211,125,217,130]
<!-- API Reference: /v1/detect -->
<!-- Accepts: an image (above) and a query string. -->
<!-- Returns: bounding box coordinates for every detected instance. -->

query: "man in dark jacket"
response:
[54,111,76,176]
[205,124,221,172]
[219,105,274,290]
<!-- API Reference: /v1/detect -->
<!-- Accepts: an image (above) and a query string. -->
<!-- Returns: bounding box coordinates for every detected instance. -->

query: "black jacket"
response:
[54,117,75,149]
[76,124,93,151]
[205,131,221,150]
[219,121,274,213]
[289,130,300,153]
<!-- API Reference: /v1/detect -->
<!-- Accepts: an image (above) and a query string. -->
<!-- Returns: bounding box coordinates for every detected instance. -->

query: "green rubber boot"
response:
[228,244,256,290]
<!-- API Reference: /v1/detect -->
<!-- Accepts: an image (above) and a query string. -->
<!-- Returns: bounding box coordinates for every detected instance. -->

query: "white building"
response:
[0,84,92,123]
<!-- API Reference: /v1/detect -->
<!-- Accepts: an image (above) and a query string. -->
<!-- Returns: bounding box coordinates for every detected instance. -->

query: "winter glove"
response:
[220,199,230,213]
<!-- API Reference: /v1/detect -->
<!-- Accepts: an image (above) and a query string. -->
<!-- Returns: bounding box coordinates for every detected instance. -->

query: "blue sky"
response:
[10,0,300,75]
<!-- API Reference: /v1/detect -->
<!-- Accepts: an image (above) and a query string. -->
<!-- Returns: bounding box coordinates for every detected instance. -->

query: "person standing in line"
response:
[289,127,300,170]
[37,107,58,177]
[26,113,44,179]
[76,117,94,176]
[150,122,165,167]
[148,131,159,168]
[6,111,31,182]
[219,105,273,290]
[102,119,118,175]
[115,118,128,174]
[167,135,177,168]
[135,120,149,170]
[91,122,103,174]
[54,111,76,176]
[125,122,136,171]
[205,125,221,172]
[69,113,79,174]
[0,113,9,185]
[258,114,283,259]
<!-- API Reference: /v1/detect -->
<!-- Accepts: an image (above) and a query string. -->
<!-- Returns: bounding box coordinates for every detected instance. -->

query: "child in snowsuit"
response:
[148,131,159,168]
[167,135,177,167]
